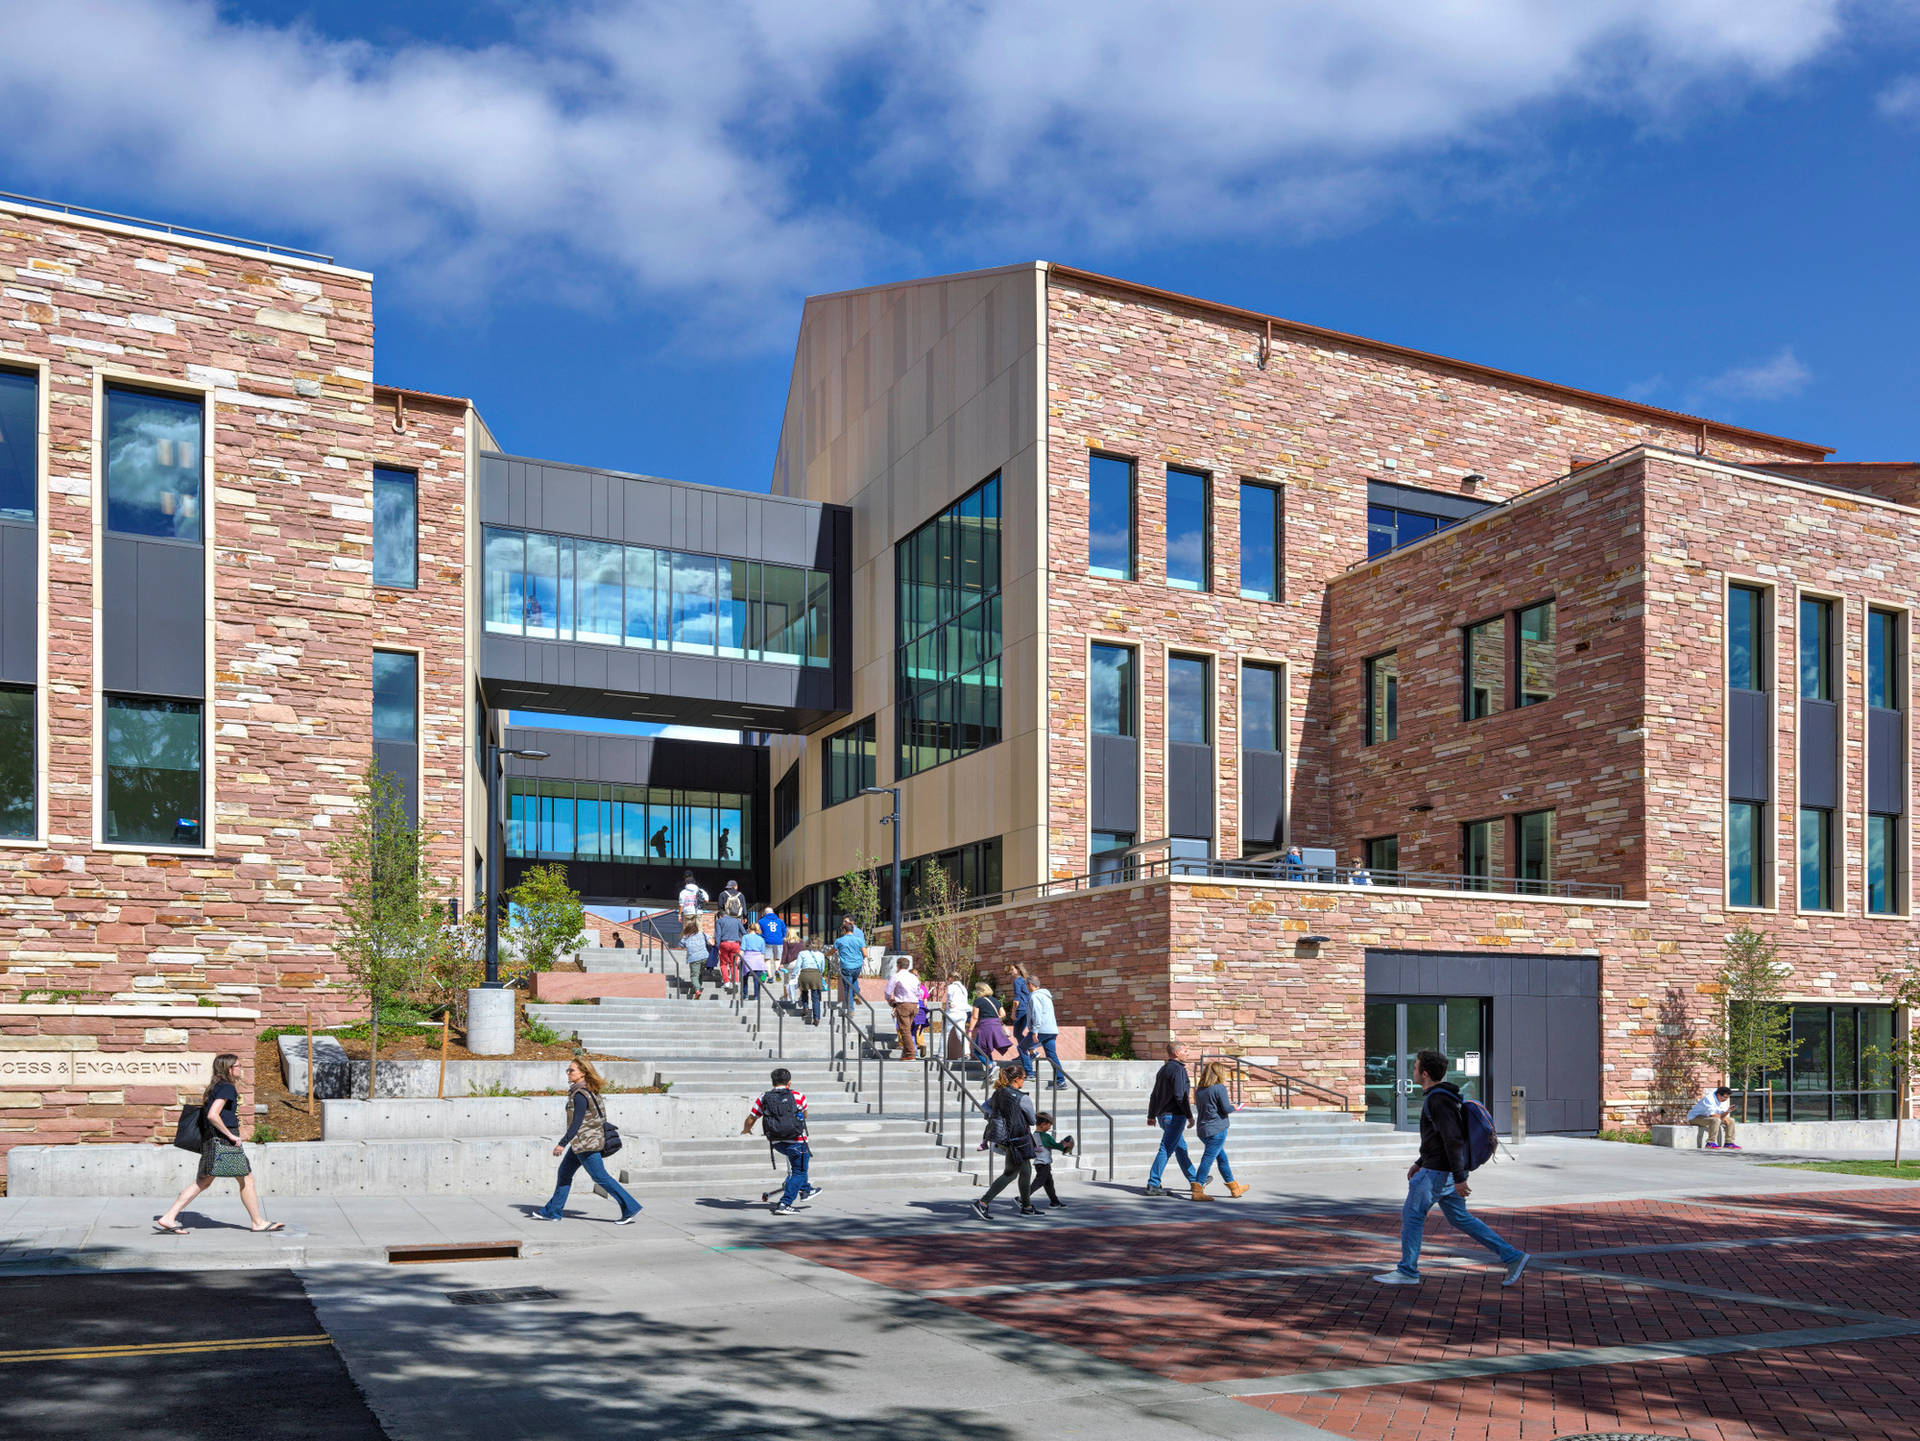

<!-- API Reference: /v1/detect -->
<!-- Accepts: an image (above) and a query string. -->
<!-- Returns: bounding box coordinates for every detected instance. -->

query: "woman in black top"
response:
[154,1053,283,1234]
[970,1067,1041,1221]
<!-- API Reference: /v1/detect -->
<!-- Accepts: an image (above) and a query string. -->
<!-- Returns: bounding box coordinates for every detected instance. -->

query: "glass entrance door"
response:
[1364,997,1490,1129]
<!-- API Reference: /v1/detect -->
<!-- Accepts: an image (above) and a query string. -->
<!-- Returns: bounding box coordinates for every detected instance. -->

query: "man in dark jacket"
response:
[1375,1049,1528,1286]
[1144,1041,1199,1197]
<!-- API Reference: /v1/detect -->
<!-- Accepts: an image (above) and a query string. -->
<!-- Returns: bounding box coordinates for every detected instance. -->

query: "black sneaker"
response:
[1145,1184,1164,1197]
[1019,1205,1040,1216]
[969,1199,992,1223]
[771,1204,795,1216]
[1049,1199,1067,1209]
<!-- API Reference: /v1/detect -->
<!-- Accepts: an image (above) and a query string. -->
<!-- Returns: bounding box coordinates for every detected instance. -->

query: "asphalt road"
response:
[0,1269,387,1440]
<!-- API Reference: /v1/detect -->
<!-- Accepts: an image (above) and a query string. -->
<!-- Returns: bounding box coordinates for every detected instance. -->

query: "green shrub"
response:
[467,1081,525,1098]
[249,1123,281,1144]
[521,1016,565,1046]
[1599,1127,1653,1145]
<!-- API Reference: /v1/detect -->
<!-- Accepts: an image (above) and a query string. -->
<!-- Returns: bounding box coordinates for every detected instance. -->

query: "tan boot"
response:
[1190,1182,1215,1201]
[1226,1182,1250,1198]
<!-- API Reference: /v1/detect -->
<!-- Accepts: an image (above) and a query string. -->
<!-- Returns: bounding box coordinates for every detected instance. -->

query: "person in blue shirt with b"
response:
[834,918,867,1008]
[758,905,788,955]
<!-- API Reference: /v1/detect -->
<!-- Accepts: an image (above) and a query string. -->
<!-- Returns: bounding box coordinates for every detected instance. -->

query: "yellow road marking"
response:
[0,1334,333,1364]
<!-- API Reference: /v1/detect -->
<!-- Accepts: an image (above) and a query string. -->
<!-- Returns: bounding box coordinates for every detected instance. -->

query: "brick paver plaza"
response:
[781,1186,1920,1440]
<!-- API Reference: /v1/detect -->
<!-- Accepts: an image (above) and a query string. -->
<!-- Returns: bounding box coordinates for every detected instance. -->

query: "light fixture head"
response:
[1462,472,1485,486]
[507,747,551,761]
[1301,933,1332,946]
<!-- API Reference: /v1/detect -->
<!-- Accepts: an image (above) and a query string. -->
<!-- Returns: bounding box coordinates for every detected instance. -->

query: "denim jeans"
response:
[840,968,862,1006]
[1022,1033,1068,1085]
[1193,1129,1236,1186]
[1396,1167,1522,1278]
[743,969,762,1000]
[801,985,822,1022]
[538,1148,640,1219]
[1146,1113,1196,1187]
[772,1140,811,1206]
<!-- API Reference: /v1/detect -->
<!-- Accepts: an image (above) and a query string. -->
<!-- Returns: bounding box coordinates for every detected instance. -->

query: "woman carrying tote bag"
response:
[154,1053,284,1234]
[533,1058,642,1223]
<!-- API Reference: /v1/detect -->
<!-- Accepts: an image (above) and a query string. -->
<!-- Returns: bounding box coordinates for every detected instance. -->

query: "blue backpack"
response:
[1462,1097,1498,1170]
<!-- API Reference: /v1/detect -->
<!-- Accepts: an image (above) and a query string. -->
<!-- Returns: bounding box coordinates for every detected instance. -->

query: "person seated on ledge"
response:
[1687,1085,1740,1150]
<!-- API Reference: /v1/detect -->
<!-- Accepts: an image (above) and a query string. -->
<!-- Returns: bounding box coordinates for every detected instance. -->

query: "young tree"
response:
[1702,923,1798,1123]
[505,863,587,976]
[421,906,487,1027]
[913,858,982,983]
[329,763,441,1098]
[835,847,884,943]
[1647,987,1701,1126]
[1867,959,1920,1168]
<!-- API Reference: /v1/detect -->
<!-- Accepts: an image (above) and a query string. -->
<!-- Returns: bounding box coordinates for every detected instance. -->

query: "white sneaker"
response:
[1373,1270,1421,1285]
[1503,1253,1530,1287]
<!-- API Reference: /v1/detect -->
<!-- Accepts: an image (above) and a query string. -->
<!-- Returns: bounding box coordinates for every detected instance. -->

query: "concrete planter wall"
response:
[320,1095,741,1142]
[276,1041,661,1100]
[1651,1119,1920,1150]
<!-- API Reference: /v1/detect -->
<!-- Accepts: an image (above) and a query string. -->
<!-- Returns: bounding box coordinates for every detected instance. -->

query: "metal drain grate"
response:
[445,1287,559,1306]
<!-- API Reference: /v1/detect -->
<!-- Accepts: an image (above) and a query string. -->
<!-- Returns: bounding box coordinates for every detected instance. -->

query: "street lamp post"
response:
[484,739,550,986]
[861,786,903,953]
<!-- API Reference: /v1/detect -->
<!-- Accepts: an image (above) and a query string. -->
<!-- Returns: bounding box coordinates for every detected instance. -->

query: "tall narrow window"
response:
[1462,819,1503,889]
[1365,835,1399,877]
[1516,810,1554,893]
[0,368,35,521]
[1868,814,1899,915]
[1238,481,1281,600]
[1164,467,1209,591]
[1800,806,1834,910]
[1800,597,1834,701]
[1462,616,1506,719]
[773,763,801,844]
[1728,801,1764,908]
[574,541,624,645]
[896,474,1001,777]
[1168,654,1210,745]
[105,386,203,541]
[1241,663,1281,753]
[1365,653,1398,745]
[1090,644,1136,737]
[1867,608,1903,915]
[823,715,877,808]
[0,685,31,839]
[372,467,417,588]
[104,696,201,847]
[1516,601,1556,706]
[1088,454,1135,580]
[1728,584,1766,690]
[1869,609,1898,710]
[371,652,418,746]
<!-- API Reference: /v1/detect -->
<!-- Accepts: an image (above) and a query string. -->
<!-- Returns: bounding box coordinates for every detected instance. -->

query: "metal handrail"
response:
[900,855,1623,922]
[0,189,336,263]
[1203,1053,1353,1113]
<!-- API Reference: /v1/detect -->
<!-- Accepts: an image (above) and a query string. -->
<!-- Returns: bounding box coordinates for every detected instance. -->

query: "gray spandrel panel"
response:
[1869,707,1904,815]
[0,523,34,685]
[542,468,590,538]
[506,462,527,530]
[1800,699,1839,811]
[479,457,509,526]
[717,492,748,553]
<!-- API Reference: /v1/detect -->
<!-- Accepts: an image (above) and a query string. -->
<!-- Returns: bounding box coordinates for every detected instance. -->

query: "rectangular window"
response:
[1365,835,1398,877]
[483,527,525,635]
[1516,601,1556,706]
[1168,654,1210,745]
[1090,643,1136,737]
[524,532,559,640]
[372,467,417,588]
[1516,809,1554,893]
[1800,805,1835,910]
[508,780,753,868]
[1729,584,1767,691]
[823,715,877,808]
[1367,505,1445,559]
[1462,616,1506,719]
[773,763,800,844]
[574,541,625,645]
[670,551,717,653]
[1868,813,1899,915]
[371,651,418,743]
[0,368,35,521]
[1365,653,1397,745]
[103,696,201,847]
[105,386,203,541]
[1868,608,1900,711]
[1741,1004,1898,1121]
[1088,454,1135,580]
[897,475,1001,778]
[1241,662,1282,753]
[1462,818,1505,890]
[624,546,658,648]
[1800,597,1834,701]
[1164,467,1209,591]
[1728,801,1765,908]
[0,685,31,838]
[1238,482,1281,600]
[1091,830,1137,883]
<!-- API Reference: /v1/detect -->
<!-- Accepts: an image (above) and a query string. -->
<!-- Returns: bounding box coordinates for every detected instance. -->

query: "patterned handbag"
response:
[207,1139,251,1177]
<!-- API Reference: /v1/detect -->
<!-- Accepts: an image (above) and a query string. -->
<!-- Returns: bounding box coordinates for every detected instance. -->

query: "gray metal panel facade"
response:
[1091,732,1139,835]
[1869,706,1905,815]
[102,535,203,699]
[1727,688,1770,803]
[1167,741,1214,840]
[1365,949,1601,1133]
[1241,748,1287,853]
[1799,698,1839,810]
[0,521,32,685]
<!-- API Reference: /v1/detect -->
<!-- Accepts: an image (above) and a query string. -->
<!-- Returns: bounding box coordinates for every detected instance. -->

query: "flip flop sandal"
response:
[251,1222,287,1233]
[153,1220,187,1234]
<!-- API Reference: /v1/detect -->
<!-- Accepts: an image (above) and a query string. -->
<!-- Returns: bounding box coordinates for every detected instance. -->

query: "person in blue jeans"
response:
[1144,1041,1198,1196]
[1376,1049,1529,1286]
[833,919,867,1007]
[742,1068,821,1216]
[1189,1058,1250,1201]
[534,1060,641,1224]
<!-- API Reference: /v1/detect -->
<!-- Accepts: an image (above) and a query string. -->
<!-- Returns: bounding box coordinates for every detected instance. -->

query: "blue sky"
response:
[4,0,1918,492]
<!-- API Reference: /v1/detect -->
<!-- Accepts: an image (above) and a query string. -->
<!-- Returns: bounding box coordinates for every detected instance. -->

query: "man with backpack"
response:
[1375,1049,1529,1287]
[742,1067,821,1216]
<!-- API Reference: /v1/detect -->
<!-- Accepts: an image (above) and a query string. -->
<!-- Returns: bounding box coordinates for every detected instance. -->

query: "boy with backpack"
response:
[742,1067,821,1216]
[1375,1049,1528,1287]
[1034,1112,1074,1208]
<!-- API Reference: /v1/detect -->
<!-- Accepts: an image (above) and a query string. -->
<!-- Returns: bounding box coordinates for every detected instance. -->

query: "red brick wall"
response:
[1040,277,1821,883]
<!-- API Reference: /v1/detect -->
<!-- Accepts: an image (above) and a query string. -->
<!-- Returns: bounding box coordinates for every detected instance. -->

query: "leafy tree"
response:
[912,857,982,983]
[835,847,884,943]
[329,763,441,1098]
[1646,987,1701,1126]
[1702,923,1798,1122]
[1866,959,1920,1168]
[420,906,486,1027]
[505,863,587,975]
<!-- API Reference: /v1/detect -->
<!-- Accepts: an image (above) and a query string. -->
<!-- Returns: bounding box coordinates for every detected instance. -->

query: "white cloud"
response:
[0,0,1861,335]
[1695,346,1813,402]
[1879,74,1920,119]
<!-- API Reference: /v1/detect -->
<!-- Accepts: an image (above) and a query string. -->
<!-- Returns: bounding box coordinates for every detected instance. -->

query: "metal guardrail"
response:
[0,190,336,263]
[919,1016,1116,1182]
[901,854,1622,923]
[1202,1054,1354,1113]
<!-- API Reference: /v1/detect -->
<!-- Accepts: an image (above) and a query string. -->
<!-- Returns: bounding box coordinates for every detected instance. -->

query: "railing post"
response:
[878,1055,885,1115]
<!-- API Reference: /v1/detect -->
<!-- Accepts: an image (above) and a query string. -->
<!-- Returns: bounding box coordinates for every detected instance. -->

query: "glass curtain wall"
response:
[1738,1004,1897,1120]
[896,473,1002,778]
[507,779,753,868]
[482,525,831,667]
